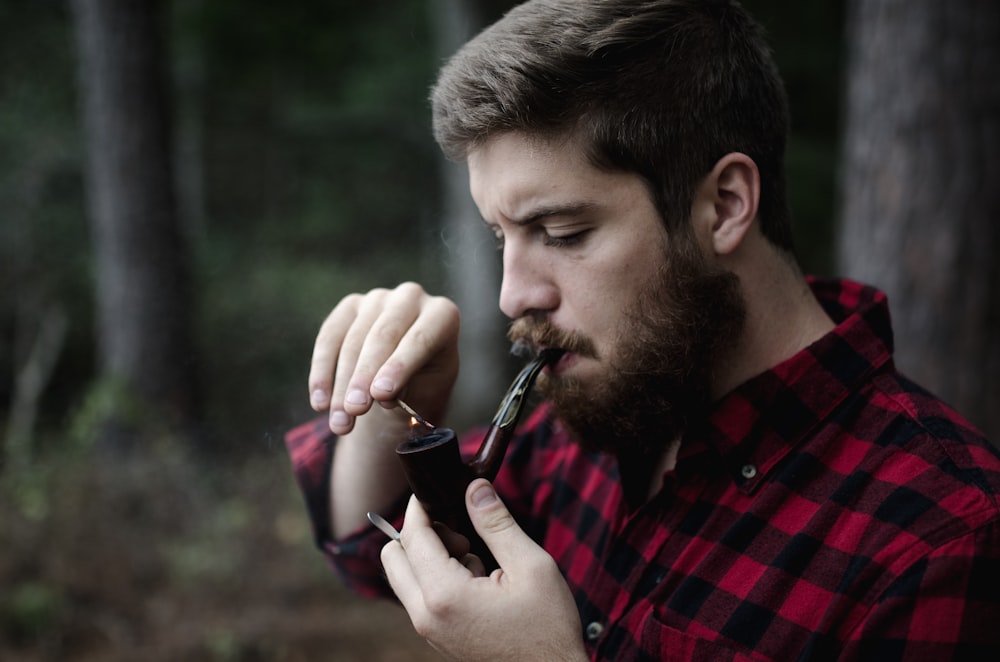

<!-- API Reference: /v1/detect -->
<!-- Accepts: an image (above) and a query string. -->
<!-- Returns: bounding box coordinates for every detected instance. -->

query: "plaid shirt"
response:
[286,278,1000,660]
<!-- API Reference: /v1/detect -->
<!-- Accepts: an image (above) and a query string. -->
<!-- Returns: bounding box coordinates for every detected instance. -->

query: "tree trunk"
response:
[430,0,513,432]
[70,0,200,442]
[837,0,1000,440]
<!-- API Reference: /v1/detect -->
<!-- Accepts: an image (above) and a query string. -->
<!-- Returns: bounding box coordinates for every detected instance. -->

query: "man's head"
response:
[440,1,793,451]
[432,0,794,254]
[469,131,747,455]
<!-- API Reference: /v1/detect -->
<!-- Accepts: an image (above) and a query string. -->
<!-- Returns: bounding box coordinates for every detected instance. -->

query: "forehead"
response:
[468,131,581,189]
[467,131,636,221]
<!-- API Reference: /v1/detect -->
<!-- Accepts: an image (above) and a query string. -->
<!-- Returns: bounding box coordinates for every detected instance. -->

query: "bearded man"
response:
[286,1,1000,659]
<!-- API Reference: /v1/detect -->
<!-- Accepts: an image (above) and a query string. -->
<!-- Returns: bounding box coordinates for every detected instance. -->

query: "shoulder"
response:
[868,370,1000,496]
[822,368,1000,550]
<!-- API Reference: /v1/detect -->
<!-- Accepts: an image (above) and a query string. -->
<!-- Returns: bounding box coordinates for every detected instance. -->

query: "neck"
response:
[711,244,834,400]
[618,436,681,508]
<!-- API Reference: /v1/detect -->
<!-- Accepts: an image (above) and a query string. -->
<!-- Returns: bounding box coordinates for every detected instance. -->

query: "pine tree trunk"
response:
[430,0,513,432]
[71,0,200,442]
[837,0,1000,440]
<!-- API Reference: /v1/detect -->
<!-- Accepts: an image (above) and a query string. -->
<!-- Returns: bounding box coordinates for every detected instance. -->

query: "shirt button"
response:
[741,464,758,479]
[585,621,605,641]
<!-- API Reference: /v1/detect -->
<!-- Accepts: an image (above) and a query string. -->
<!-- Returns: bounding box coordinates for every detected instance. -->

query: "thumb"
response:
[466,478,538,570]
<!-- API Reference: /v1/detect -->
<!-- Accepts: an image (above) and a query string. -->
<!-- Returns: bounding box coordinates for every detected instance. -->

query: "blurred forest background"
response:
[0,0,996,660]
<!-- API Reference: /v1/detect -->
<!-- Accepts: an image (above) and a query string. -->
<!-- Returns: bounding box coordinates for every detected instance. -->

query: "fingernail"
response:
[345,389,369,405]
[311,389,327,407]
[470,483,498,508]
[372,377,394,393]
[330,411,350,429]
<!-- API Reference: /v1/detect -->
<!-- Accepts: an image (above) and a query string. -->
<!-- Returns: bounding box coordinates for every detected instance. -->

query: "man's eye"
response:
[543,231,587,248]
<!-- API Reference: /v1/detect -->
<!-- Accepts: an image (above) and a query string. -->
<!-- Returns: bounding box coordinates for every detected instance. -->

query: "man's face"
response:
[468,131,744,454]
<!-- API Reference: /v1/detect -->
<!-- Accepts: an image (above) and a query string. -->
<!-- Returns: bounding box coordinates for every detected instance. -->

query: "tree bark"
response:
[837,0,1000,440]
[70,0,199,441]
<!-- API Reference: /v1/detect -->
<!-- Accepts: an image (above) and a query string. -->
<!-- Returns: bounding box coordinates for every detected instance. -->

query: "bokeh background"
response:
[1,1,996,660]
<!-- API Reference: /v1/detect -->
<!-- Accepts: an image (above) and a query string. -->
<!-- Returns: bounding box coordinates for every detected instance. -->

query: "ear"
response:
[704,153,760,256]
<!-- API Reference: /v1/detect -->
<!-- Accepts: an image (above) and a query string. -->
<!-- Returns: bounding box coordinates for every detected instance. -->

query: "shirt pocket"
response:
[639,610,767,662]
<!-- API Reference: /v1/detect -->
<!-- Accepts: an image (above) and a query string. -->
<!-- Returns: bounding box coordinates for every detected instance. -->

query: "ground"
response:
[0,440,441,661]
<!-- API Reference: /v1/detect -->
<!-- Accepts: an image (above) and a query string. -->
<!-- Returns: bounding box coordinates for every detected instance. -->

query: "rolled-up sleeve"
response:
[284,417,405,600]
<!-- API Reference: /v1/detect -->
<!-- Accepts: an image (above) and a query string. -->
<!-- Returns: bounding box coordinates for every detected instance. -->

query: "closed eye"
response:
[543,230,588,248]
[481,211,591,251]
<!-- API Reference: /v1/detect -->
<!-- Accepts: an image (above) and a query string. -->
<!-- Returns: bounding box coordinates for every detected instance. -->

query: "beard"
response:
[508,237,746,458]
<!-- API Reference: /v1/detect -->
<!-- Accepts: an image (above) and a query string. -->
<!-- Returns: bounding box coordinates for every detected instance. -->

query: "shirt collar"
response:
[690,277,896,492]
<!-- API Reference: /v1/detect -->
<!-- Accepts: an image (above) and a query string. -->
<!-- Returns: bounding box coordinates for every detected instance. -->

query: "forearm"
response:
[330,404,412,538]
[285,415,403,600]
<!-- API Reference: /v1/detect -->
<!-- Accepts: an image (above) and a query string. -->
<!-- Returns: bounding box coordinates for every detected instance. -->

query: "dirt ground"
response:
[0,442,442,661]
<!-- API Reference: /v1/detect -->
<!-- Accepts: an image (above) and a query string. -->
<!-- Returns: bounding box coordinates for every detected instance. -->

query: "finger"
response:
[314,293,385,433]
[308,293,363,412]
[432,521,472,559]
[325,286,426,432]
[351,283,427,407]
[381,496,442,614]
[380,538,427,618]
[373,295,460,402]
[466,479,542,572]
[323,285,447,433]
[459,553,487,577]
[398,495,476,592]
[308,284,458,434]
[398,493,448,559]
[331,288,397,418]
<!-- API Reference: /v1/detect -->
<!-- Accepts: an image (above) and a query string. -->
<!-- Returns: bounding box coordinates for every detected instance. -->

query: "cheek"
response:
[574,277,632,348]
[596,249,662,307]
[560,231,666,343]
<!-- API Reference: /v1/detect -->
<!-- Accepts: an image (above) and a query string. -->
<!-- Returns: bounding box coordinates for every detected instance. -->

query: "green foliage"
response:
[6,461,55,523]
[0,582,65,645]
[164,496,252,588]
[67,377,148,447]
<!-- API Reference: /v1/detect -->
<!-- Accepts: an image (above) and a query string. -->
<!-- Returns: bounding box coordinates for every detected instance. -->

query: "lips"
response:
[542,348,574,375]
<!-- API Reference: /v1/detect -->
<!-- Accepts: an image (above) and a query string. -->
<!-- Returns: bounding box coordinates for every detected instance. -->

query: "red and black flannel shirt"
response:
[286,278,1000,660]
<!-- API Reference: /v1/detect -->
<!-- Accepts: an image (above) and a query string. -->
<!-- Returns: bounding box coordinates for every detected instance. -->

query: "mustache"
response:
[507,317,598,359]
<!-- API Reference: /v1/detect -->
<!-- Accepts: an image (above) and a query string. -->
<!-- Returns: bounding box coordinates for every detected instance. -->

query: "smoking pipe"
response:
[395,348,564,564]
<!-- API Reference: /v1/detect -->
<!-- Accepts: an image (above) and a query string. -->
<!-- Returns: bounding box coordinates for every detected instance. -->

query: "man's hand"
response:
[382,480,588,662]
[308,282,461,538]
[308,282,460,435]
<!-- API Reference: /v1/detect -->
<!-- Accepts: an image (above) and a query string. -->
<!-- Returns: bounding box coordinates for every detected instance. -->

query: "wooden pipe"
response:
[395,348,564,565]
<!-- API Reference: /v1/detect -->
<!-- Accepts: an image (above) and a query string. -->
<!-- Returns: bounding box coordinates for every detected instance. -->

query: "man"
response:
[286,1,1000,659]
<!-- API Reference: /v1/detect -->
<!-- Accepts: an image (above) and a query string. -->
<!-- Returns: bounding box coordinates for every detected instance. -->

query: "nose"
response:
[498,242,559,319]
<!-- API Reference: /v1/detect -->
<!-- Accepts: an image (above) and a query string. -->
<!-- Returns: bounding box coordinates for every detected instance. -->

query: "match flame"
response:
[399,399,435,432]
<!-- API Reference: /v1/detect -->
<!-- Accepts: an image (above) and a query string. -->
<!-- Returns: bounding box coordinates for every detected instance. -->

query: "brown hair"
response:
[431,0,795,252]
